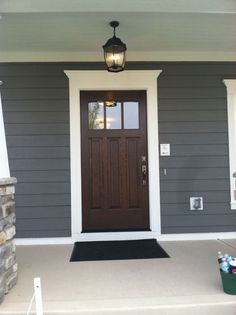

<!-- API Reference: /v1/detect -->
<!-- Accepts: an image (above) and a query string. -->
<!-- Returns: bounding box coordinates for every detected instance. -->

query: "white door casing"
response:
[223,80,236,210]
[65,70,162,241]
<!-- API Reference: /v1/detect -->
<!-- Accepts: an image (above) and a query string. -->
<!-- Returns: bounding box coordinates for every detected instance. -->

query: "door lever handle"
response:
[141,164,147,185]
[142,165,147,174]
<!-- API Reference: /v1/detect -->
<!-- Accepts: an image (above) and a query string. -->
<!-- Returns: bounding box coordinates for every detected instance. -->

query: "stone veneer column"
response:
[0,177,17,304]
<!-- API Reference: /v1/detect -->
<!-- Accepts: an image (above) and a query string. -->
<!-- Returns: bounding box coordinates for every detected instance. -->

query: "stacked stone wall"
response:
[0,177,17,304]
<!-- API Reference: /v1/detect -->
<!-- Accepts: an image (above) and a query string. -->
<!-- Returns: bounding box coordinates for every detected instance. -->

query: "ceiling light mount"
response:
[110,21,119,34]
[103,21,127,73]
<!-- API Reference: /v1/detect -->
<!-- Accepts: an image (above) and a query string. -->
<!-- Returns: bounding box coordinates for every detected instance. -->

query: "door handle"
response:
[141,164,147,185]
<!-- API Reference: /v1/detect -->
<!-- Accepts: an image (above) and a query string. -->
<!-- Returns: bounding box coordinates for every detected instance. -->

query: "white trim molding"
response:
[64,70,162,242]
[15,231,236,245]
[15,237,75,246]
[223,80,236,210]
[0,83,10,178]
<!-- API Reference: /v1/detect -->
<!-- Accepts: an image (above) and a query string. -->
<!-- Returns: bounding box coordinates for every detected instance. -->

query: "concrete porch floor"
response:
[1,239,236,315]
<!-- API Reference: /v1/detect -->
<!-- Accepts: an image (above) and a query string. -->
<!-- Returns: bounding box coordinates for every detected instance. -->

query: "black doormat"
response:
[70,239,169,261]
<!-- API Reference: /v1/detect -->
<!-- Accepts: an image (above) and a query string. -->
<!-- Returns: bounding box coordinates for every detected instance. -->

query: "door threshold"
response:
[82,228,151,233]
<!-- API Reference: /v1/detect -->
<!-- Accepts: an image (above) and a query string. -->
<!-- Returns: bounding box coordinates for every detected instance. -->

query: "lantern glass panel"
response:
[105,51,125,69]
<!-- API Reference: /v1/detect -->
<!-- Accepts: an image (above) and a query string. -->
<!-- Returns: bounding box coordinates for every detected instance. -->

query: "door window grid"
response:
[88,101,139,130]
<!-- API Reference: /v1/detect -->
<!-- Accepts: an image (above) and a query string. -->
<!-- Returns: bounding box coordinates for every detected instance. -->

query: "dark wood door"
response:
[81,90,149,232]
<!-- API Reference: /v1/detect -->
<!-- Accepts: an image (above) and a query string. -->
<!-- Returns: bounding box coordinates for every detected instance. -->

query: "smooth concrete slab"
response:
[0,240,236,314]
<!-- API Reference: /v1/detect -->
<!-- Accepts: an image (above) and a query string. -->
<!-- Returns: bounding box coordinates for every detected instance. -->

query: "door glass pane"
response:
[88,102,104,129]
[124,102,139,129]
[106,102,121,129]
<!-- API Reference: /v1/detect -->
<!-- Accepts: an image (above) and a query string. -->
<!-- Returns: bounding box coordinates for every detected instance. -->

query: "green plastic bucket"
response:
[220,270,236,295]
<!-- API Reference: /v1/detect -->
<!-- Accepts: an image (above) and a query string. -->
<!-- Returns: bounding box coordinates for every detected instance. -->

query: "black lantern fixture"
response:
[103,21,127,73]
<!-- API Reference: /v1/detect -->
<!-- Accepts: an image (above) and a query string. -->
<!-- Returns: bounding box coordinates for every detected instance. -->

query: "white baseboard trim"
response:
[15,232,236,245]
[15,237,75,246]
[158,232,236,241]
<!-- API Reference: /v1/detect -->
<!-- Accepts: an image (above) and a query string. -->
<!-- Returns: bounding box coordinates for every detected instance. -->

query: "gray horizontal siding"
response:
[2,100,69,112]
[1,88,68,100]
[161,203,230,215]
[16,230,71,238]
[12,170,70,183]
[1,61,236,238]
[16,218,71,238]
[162,214,236,227]
[1,76,68,88]
[160,191,229,203]
[158,87,226,98]
[160,133,228,144]
[4,112,69,123]
[1,65,71,238]
[162,213,236,233]
[160,179,230,192]
[17,206,71,219]
[159,122,227,133]
[7,135,69,146]
[8,147,69,159]
[164,144,228,156]
[158,65,234,234]
[163,225,236,234]
[16,218,71,231]
[159,110,227,121]
[158,75,225,87]
[159,99,227,110]
[160,156,229,168]
[127,62,236,75]
[9,159,70,171]
[16,194,70,207]
[0,62,235,76]
[5,124,69,135]
[0,62,104,76]
[159,167,229,180]
[16,183,70,195]
[160,63,236,75]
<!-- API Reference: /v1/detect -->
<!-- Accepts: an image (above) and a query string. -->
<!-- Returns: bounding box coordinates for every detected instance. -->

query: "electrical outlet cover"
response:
[190,197,203,210]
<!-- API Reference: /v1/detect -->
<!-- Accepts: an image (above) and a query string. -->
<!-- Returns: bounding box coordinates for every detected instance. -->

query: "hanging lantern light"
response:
[103,21,127,73]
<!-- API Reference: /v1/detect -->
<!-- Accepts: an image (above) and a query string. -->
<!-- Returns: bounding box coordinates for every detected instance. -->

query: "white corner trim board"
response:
[223,80,236,210]
[64,70,162,242]
[0,88,10,178]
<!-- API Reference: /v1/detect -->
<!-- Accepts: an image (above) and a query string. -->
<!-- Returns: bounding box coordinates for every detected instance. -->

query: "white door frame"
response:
[223,80,236,210]
[65,70,162,241]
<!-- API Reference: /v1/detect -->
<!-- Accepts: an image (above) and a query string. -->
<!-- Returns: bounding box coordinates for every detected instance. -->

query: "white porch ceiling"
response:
[0,0,236,61]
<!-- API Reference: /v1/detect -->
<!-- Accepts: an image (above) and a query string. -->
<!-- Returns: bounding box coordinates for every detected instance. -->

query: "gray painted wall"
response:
[0,64,71,237]
[0,62,236,237]
[157,64,236,234]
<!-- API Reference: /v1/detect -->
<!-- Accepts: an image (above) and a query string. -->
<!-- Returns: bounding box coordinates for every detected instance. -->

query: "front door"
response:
[80,90,149,232]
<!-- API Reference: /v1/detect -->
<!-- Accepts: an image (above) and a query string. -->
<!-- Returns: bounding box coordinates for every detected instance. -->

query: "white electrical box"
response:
[190,197,203,210]
[160,143,170,156]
